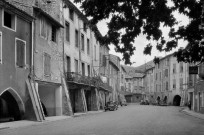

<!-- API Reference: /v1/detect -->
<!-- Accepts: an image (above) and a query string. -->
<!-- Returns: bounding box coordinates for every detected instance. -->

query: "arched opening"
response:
[163,96,167,104]
[173,95,181,106]
[0,89,24,122]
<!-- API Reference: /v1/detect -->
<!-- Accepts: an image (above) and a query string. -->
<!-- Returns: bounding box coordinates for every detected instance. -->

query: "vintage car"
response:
[104,101,118,111]
[120,100,127,106]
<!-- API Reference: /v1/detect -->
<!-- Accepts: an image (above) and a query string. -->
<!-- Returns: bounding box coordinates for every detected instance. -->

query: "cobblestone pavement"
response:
[1,104,204,135]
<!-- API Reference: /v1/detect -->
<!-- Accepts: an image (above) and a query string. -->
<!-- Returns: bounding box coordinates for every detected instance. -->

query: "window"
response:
[156,73,157,80]
[16,38,26,68]
[166,81,168,90]
[75,30,78,48]
[94,45,96,61]
[180,78,183,89]
[75,59,78,73]
[81,34,84,51]
[189,74,193,86]
[81,62,85,76]
[173,79,176,89]
[173,64,176,74]
[100,53,102,65]
[87,39,90,55]
[40,17,47,38]
[51,25,56,42]
[65,22,70,42]
[83,22,87,32]
[128,83,131,91]
[69,9,74,21]
[44,53,51,76]
[165,69,168,77]
[0,32,2,63]
[3,10,16,31]
[66,56,71,72]
[180,62,183,73]
[87,65,90,76]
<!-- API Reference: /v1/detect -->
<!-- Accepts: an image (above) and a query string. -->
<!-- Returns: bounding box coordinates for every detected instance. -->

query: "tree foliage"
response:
[74,0,203,64]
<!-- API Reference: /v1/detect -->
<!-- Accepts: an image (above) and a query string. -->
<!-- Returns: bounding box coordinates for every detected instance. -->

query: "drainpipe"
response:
[31,20,34,79]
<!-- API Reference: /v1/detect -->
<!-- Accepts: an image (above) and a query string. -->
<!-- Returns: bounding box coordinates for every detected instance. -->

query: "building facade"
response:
[0,1,35,122]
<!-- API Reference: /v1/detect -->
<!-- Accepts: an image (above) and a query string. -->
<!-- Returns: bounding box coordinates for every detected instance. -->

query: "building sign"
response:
[189,66,198,74]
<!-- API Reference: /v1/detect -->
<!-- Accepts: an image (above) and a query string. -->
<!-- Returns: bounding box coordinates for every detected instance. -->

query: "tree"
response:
[74,0,203,65]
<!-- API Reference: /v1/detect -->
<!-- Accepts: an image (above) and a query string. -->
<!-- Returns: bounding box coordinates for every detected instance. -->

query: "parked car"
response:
[140,100,149,105]
[104,101,118,111]
[120,100,127,106]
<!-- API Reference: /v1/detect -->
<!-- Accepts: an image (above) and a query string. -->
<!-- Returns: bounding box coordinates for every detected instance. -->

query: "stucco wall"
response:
[0,7,35,119]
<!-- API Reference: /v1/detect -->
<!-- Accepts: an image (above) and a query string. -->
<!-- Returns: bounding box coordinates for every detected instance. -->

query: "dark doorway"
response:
[41,102,48,117]
[173,95,181,106]
[85,90,92,111]
[69,89,76,113]
[163,96,167,104]
[0,91,21,122]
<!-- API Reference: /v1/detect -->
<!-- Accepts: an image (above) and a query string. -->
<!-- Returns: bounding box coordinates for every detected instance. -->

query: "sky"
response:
[72,0,190,67]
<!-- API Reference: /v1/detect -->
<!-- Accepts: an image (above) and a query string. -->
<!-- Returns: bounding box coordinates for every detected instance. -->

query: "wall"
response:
[33,13,63,84]
[0,6,35,120]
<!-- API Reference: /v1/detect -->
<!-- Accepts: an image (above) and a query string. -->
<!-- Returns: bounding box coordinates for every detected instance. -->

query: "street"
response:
[1,104,204,135]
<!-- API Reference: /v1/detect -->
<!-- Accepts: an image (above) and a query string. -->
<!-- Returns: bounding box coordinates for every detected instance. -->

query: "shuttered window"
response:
[40,17,47,38]
[44,53,51,76]
[65,22,70,42]
[81,34,84,51]
[16,38,26,68]
[0,32,2,63]
[75,30,78,48]
[87,39,90,55]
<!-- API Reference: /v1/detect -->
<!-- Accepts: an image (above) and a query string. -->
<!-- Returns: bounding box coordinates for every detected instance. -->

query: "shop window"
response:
[3,10,16,31]
[16,38,26,68]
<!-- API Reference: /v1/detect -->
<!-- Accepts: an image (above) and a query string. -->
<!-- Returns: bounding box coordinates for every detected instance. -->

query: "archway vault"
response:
[0,87,25,115]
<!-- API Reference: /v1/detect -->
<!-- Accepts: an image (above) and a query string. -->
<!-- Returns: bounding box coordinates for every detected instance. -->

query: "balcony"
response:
[66,72,112,92]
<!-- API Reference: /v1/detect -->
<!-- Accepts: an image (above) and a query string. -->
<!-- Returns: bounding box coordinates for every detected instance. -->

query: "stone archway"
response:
[0,88,25,122]
[173,95,181,106]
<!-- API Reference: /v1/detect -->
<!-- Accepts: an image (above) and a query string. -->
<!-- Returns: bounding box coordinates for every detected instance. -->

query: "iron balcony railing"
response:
[66,72,112,92]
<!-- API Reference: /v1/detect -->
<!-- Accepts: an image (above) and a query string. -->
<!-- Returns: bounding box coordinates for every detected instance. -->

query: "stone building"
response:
[0,1,35,122]
[169,54,189,106]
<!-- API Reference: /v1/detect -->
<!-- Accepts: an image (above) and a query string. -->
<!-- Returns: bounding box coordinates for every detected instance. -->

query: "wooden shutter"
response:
[16,39,25,68]
[44,53,51,76]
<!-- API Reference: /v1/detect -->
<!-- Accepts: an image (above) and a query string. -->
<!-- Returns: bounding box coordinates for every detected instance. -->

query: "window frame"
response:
[2,9,16,32]
[15,38,26,69]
